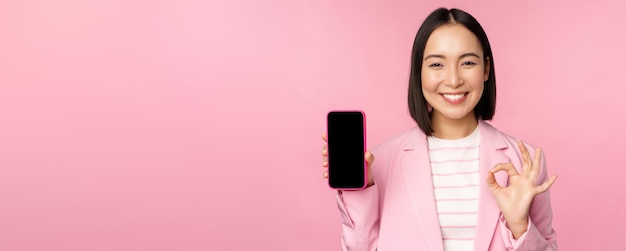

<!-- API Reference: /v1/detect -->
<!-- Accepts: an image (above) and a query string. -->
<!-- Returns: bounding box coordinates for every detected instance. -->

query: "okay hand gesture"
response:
[486,141,558,239]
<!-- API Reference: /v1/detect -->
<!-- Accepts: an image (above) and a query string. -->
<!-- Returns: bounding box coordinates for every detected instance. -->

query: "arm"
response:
[323,133,393,251]
[336,186,381,251]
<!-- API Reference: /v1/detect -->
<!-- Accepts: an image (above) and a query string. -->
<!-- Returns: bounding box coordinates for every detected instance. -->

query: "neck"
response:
[430,112,479,139]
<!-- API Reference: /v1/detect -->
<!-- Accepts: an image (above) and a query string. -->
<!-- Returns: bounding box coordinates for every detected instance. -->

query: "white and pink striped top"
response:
[427,126,480,251]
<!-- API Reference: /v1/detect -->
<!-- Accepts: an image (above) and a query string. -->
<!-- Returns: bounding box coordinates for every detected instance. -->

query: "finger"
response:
[323,171,328,179]
[530,147,542,181]
[535,175,557,194]
[491,163,519,177]
[518,141,532,176]
[519,141,532,175]
[322,133,327,142]
[486,170,501,193]
[322,146,328,167]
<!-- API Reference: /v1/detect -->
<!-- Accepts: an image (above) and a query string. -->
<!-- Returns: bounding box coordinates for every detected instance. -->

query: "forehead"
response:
[424,24,483,57]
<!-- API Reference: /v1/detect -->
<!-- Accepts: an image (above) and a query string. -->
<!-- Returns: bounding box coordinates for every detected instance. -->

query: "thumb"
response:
[365,151,375,186]
[365,151,375,167]
[486,170,500,193]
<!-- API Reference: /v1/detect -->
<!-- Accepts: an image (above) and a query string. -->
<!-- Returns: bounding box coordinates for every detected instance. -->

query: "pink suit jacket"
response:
[336,120,557,250]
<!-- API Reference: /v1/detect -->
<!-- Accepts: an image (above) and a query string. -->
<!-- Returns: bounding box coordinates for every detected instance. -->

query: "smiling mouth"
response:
[441,93,468,101]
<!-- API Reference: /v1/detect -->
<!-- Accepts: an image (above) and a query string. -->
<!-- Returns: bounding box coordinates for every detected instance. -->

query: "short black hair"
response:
[408,8,496,136]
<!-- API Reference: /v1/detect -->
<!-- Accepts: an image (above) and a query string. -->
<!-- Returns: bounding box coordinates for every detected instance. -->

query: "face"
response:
[421,24,490,122]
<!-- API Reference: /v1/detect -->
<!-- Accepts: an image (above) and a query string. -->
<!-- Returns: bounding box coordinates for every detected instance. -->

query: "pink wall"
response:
[1,0,624,250]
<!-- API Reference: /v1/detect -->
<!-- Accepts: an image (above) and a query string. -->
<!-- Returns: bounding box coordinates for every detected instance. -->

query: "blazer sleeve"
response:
[334,133,403,250]
[336,185,381,251]
[499,149,558,250]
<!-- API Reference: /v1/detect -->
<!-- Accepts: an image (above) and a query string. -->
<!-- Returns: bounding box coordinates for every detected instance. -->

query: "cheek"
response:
[469,72,486,91]
[420,70,439,92]
[469,66,486,81]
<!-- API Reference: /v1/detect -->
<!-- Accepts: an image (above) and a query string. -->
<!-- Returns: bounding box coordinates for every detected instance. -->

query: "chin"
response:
[444,115,470,120]
[438,110,474,120]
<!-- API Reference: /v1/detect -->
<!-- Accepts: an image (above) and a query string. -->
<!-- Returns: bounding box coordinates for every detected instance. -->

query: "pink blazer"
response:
[336,120,557,250]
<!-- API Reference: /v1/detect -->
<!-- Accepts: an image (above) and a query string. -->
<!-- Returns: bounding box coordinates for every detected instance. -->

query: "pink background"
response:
[1,0,624,250]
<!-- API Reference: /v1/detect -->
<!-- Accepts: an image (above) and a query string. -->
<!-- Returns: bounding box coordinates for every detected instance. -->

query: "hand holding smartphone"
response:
[326,111,368,190]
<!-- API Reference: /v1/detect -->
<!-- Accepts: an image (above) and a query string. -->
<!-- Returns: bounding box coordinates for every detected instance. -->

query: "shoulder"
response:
[480,120,539,150]
[370,127,420,156]
[480,121,546,169]
[367,127,421,187]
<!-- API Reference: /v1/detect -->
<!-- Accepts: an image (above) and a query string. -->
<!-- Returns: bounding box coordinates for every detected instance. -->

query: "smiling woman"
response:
[421,24,489,139]
[408,8,496,139]
[321,8,557,251]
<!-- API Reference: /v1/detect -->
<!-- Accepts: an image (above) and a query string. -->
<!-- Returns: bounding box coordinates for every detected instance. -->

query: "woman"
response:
[321,8,558,251]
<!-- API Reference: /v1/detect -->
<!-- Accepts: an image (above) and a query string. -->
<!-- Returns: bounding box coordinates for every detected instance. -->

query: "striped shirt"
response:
[427,126,480,251]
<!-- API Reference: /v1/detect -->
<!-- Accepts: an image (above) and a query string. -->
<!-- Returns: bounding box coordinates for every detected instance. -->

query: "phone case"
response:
[327,110,367,190]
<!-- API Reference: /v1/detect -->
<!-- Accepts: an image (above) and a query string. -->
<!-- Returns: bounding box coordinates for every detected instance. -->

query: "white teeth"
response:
[443,93,466,101]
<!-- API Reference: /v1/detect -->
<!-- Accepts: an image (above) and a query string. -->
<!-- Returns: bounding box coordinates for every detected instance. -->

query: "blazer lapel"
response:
[400,127,444,251]
[474,120,510,250]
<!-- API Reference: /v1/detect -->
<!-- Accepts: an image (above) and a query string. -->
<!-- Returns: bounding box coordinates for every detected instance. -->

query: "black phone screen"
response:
[327,111,366,189]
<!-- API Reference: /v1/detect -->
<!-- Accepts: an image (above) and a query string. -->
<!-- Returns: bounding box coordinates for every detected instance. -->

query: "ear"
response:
[484,56,491,81]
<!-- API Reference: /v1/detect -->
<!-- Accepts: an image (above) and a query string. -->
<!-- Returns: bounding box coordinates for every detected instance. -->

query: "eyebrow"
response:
[423,52,481,61]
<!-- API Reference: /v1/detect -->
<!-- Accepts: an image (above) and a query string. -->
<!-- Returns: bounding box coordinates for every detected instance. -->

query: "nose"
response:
[445,66,463,88]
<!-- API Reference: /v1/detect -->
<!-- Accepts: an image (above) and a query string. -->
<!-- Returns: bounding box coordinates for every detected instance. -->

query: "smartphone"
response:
[326,111,367,190]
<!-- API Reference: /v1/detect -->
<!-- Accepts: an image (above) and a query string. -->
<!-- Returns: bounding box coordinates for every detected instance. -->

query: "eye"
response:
[429,63,443,68]
[462,61,476,66]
